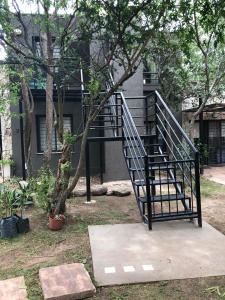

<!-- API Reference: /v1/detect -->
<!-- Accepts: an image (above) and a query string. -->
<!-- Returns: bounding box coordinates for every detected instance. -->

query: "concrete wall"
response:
[11,97,101,177]
[103,63,144,182]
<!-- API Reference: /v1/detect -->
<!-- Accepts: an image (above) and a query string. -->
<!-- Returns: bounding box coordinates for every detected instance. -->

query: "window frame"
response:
[36,114,73,153]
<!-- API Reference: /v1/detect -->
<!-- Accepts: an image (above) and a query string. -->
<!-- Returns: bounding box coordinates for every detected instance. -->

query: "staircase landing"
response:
[89,221,225,286]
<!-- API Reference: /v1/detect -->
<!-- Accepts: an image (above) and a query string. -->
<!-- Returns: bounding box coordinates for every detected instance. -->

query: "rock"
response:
[72,180,133,198]
[106,189,114,196]
[39,263,96,300]
[73,189,86,197]
[72,185,107,197]
[91,185,107,196]
[113,190,131,197]
[103,181,132,197]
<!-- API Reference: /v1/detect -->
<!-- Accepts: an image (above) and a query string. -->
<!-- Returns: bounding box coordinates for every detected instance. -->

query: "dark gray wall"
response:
[103,64,144,182]
[11,97,101,177]
[11,102,23,177]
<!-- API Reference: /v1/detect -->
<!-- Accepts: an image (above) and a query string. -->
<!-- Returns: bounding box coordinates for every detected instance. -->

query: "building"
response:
[183,101,225,165]
[0,15,161,181]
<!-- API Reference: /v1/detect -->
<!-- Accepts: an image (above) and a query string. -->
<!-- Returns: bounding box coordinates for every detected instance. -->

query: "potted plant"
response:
[34,168,65,231]
[48,212,65,231]
[13,181,32,234]
[0,185,18,238]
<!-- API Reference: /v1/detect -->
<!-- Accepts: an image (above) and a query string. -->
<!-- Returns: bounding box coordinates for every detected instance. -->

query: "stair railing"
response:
[106,72,148,216]
[146,91,202,227]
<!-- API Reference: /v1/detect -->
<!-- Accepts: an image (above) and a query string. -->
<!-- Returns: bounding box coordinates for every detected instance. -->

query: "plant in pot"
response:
[13,180,32,234]
[0,185,18,238]
[35,168,65,231]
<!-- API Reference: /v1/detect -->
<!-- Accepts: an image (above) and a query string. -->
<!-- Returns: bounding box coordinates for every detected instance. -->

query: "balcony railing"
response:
[143,72,159,85]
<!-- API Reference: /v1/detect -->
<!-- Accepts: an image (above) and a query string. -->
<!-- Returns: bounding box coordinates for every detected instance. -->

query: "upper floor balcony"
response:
[143,72,160,92]
[143,72,159,85]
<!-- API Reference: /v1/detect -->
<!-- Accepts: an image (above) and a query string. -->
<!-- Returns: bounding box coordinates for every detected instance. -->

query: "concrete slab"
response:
[39,263,96,300]
[0,276,27,300]
[88,221,225,286]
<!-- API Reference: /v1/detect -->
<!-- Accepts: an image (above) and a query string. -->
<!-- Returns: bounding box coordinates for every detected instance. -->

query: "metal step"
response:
[144,211,198,223]
[92,119,120,123]
[84,104,121,108]
[134,178,182,186]
[128,165,174,172]
[138,193,188,203]
[95,114,121,118]
[124,144,161,149]
[90,125,122,129]
[124,154,168,159]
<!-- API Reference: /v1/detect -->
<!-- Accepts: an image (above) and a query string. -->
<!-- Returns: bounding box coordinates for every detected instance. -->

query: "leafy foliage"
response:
[0,184,17,217]
[34,168,56,213]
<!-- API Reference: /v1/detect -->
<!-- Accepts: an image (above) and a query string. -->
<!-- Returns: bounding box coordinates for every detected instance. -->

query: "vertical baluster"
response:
[145,155,152,230]
[195,152,202,227]
[190,161,193,211]
[159,163,163,216]
[174,162,178,216]
[85,142,91,203]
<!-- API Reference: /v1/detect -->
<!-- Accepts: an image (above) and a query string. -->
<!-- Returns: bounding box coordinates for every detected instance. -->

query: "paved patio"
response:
[89,221,225,286]
[203,166,225,185]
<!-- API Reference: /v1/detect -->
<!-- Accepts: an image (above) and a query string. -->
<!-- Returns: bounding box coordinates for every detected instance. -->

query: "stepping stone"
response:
[0,276,27,300]
[39,263,96,300]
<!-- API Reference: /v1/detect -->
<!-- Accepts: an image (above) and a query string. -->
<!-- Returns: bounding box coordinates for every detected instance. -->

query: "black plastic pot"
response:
[13,214,30,234]
[0,216,18,238]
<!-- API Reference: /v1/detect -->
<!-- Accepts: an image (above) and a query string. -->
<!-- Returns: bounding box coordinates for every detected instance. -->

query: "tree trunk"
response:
[52,141,72,214]
[21,77,33,177]
[44,72,54,165]
[53,120,90,215]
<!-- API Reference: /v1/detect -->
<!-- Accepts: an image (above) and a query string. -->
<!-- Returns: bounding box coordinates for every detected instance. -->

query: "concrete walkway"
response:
[89,221,225,286]
[203,166,225,185]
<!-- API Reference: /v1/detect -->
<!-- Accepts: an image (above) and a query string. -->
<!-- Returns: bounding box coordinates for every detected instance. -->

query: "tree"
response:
[0,0,170,215]
[0,65,19,180]
[174,0,225,132]
[144,0,224,127]
[144,32,187,108]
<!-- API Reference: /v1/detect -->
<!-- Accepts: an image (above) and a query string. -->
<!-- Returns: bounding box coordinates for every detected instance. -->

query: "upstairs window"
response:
[33,36,60,59]
[36,115,73,153]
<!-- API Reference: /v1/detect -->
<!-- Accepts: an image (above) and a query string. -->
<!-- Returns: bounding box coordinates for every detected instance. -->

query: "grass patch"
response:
[0,192,225,299]
[201,177,225,198]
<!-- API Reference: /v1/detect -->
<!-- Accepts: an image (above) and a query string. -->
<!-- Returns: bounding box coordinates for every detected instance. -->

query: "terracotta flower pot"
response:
[48,214,64,231]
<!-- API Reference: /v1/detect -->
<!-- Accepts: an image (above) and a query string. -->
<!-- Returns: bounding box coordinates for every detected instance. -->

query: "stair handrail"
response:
[119,91,147,156]
[155,91,198,154]
[107,71,147,156]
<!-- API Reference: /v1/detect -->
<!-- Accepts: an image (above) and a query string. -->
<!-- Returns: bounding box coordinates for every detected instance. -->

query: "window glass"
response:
[38,116,72,152]
[221,122,225,137]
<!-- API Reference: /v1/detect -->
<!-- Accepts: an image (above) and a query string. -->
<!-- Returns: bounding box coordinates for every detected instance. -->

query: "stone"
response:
[91,185,107,196]
[73,189,86,197]
[112,190,131,197]
[0,276,27,300]
[39,263,96,300]
[106,189,114,196]
[103,181,132,197]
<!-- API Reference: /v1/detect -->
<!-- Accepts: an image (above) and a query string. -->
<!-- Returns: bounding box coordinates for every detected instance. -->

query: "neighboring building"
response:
[182,96,225,165]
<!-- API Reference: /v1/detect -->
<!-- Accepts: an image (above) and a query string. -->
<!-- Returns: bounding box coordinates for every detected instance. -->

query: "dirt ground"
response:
[203,165,225,186]
[0,178,225,299]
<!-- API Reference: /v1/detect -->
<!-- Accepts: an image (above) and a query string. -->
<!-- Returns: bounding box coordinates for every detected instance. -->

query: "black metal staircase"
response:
[82,72,202,230]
